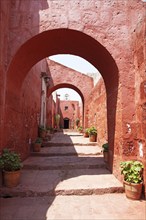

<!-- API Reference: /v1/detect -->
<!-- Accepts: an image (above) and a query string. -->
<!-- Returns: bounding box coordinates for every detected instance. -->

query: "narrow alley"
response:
[0,131,145,220]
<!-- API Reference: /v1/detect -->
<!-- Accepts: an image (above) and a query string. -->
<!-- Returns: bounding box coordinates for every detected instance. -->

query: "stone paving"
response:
[0,131,145,220]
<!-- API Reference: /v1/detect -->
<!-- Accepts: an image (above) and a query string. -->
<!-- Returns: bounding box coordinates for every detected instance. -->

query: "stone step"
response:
[47,132,97,146]
[23,155,106,170]
[0,168,124,198]
[32,145,102,157]
[44,142,98,147]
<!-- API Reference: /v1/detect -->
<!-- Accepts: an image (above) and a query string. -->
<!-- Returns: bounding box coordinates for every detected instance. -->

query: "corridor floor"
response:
[0,131,145,220]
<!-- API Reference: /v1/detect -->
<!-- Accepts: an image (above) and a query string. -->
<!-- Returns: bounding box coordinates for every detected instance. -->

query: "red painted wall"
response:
[47,59,94,102]
[0,0,145,194]
[0,0,11,149]
[85,78,107,146]
[59,100,80,129]
[131,18,146,196]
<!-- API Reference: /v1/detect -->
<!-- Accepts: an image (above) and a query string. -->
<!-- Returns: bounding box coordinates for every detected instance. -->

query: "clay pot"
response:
[89,134,97,142]
[123,180,143,200]
[3,170,21,188]
[39,130,46,138]
[103,151,108,162]
[84,132,89,138]
[33,143,41,152]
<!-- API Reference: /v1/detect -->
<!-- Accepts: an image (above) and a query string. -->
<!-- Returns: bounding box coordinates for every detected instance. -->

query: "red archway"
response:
[47,83,84,128]
[5,28,119,172]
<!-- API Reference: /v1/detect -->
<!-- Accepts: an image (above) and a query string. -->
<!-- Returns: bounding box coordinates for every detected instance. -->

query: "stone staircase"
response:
[0,131,124,198]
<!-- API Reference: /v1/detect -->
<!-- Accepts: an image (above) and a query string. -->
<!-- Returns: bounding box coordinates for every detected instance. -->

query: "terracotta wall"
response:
[0,1,11,149]
[0,0,145,192]
[3,59,52,160]
[85,78,107,146]
[47,59,94,102]
[59,100,80,129]
[132,18,146,196]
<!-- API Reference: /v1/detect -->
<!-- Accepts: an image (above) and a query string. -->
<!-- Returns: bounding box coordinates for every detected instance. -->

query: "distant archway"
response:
[48,83,84,127]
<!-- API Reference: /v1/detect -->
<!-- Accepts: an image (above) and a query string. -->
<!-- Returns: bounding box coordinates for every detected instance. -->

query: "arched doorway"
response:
[5,28,119,172]
[64,118,70,129]
[48,83,84,129]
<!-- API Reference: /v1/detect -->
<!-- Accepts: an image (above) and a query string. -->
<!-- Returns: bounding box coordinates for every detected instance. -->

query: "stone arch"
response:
[48,83,84,104]
[47,58,94,103]
[47,83,84,127]
[6,28,119,171]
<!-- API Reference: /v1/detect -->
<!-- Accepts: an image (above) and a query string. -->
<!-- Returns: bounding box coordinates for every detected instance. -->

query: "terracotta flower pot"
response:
[40,130,46,138]
[103,151,108,162]
[123,180,143,200]
[84,132,89,138]
[89,134,97,142]
[3,170,21,188]
[33,143,41,152]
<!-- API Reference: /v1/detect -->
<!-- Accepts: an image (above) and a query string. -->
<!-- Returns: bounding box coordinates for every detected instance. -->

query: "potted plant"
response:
[33,137,42,152]
[88,126,97,142]
[38,125,46,138]
[75,118,80,128]
[102,143,109,162]
[120,160,144,200]
[0,148,23,188]
[78,126,83,133]
[84,128,89,137]
[55,114,60,129]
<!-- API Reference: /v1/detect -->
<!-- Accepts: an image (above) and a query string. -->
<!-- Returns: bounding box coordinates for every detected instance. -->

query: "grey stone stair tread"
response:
[45,142,98,146]
[23,155,106,170]
[32,145,102,156]
[0,168,124,197]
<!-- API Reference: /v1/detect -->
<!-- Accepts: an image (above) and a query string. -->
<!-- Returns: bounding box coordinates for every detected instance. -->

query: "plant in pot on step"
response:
[55,114,60,130]
[84,128,89,138]
[0,148,23,188]
[75,118,80,128]
[120,160,144,200]
[38,125,46,138]
[88,126,97,142]
[102,142,109,162]
[33,137,42,152]
[78,126,83,133]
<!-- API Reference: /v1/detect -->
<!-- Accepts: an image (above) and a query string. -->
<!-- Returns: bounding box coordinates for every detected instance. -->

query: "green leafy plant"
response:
[85,128,89,133]
[76,118,80,127]
[46,126,53,131]
[120,160,143,184]
[55,114,60,128]
[35,137,42,143]
[39,125,46,132]
[102,143,108,152]
[84,128,89,137]
[88,126,97,135]
[78,126,83,132]
[0,148,22,171]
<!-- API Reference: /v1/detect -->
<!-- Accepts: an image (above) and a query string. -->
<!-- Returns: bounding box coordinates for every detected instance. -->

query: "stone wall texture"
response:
[0,0,145,195]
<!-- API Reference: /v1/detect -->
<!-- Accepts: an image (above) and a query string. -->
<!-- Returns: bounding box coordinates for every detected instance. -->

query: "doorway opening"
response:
[64,118,70,129]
